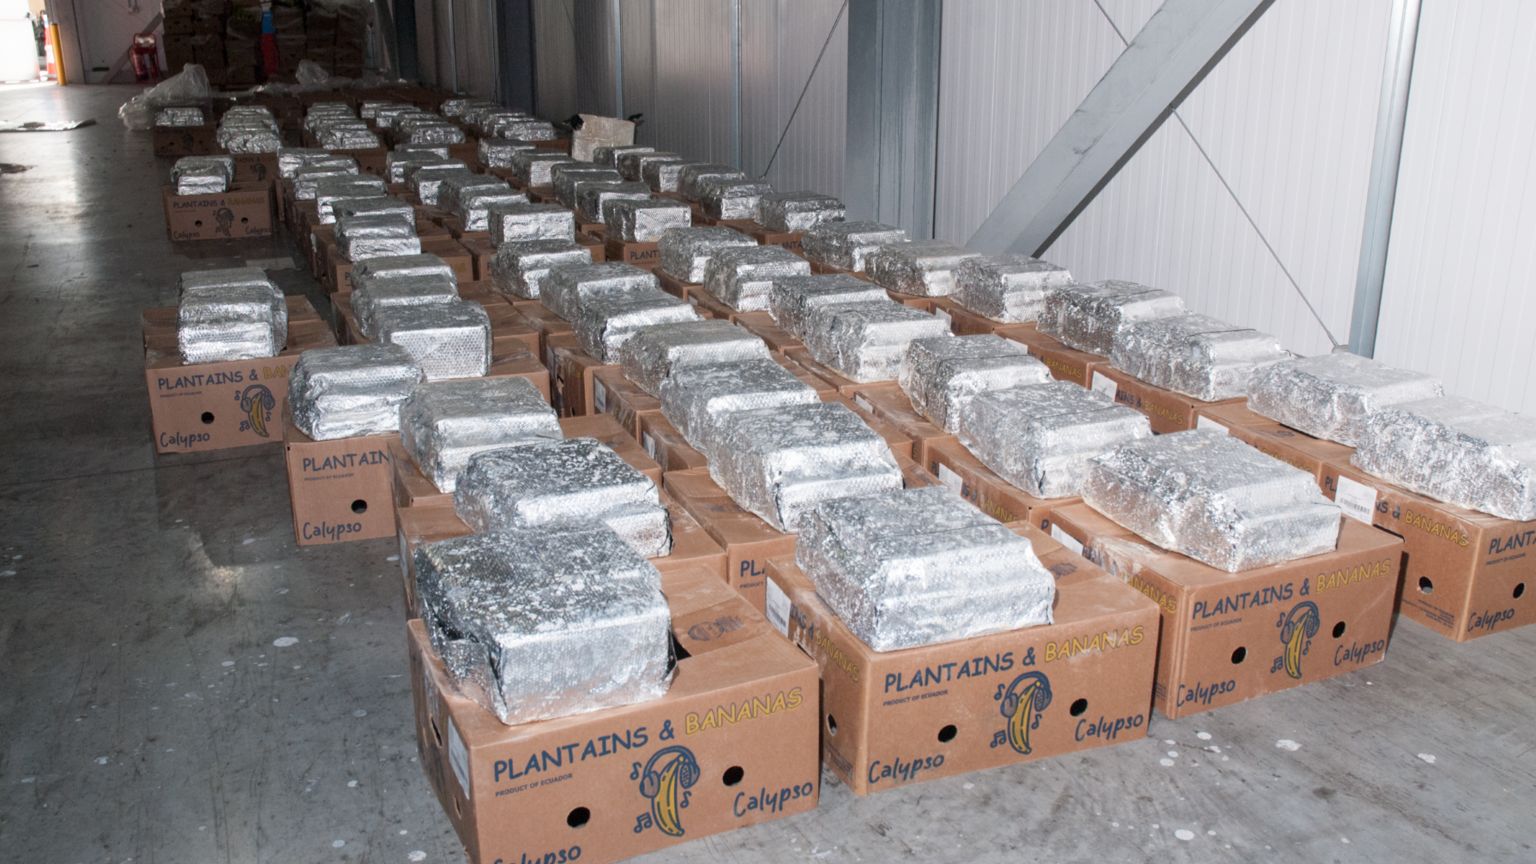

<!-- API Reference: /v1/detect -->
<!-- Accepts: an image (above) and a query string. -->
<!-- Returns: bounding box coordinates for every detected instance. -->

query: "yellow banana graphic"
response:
[1280,602,1320,680]
[240,384,276,438]
[998,672,1053,755]
[639,746,700,838]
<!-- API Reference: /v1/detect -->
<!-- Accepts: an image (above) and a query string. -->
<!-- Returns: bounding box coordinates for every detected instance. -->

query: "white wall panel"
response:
[620,0,657,142]
[532,0,619,119]
[739,0,848,196]
[649,0,736,162]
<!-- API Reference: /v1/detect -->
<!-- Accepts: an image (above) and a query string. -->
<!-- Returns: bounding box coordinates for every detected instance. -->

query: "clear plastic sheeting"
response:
[657,226,756,283]
[1352,396,1536,521]
[898,334,1051,432]
[701,245,811,312]
[510,151,576,188]
[801,221,910,272]
[618,319,772,397]
[678,164,747,201]
[620,150,683,183]
[574,180,651,225]
[540,263,659,321]
[592,145,654,169]
[372,300,492,381]
[479,140,536,170]
[642,158,697,194]
[802,301,953,383]
[658,359,820,451]
[767,274,889,335]
[706,401,904,532]
[1041,280,1185,355]
[954,255,1074,323]
[488,240,591,300]
[1111,313,1289,402]
[699,178,772,222]
[797,487,1057,651]
[120,63,211,130]
[177,283,286,364]
[1249,353,1444,447]
[1083,430,1341,572]
[172,156,233,195]
[604,199,691,243]
[400,377,562,493]
[288,344,425,440]
[154,106,205,127]
[551,165,621,208]
[454,437,673,557]
[414,527,672,726]
[959,381,1151,498]
[865,241,981,297]
[489,202,576,246]
[408,163,473,206]
[573,288,701,363]
[337,214,420,262]
[756,191,845,233]
[352,274,460,338]
[457,189,530,233]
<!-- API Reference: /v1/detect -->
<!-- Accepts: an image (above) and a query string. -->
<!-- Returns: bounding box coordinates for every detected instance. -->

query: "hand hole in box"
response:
[826,714,838,736]
[1230,646,1247,664]
[1069,698,1088,717]
[936,724,957,743]
[429,716,442,747]
[721,766,744,786]
[566,806,591,828]
[1332,621,1346,639]
[200,411,215,424]
[351,499,368,514]
[1418,576,1434,595]
[1515,582,1526,600]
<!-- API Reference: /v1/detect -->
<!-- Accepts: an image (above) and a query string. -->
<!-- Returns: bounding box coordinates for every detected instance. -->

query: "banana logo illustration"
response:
[240,384,276,438]
[636,746,700,837]
[1279,601,1320,680]
[996,671,1053,755]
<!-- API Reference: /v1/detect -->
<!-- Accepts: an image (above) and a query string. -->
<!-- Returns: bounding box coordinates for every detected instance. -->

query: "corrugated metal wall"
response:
[739,0,848,197]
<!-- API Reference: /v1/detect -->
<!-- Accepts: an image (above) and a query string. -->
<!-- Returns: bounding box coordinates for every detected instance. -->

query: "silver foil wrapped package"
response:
[349,253,458,292]
[1083,429,1342,572]
[178,269,287,348]
[405,123,466,145]
[372,300,492,381]
[510,151,576,188]
[292,166,362,201]
[386,151,453,184]
[954,254,1074,323]
[155,106,205,127]
[678,163,747,201]
[400,377,561,493]
[797,487,1057,650]
[217,124,282,153]
[574,180,652,226]
[337,214,420,262]
[767,274,889,334]
[604,199,691,243]
[320,127,383,150]
[959,381,1151,498]
[494,118,556,141]
[618,318,772,397]
[706,401,904,532]
[540,262,659,321]
[802,301,954,383]
[440,97,495,118]
[457,188,530,233]
[172,156,234,195]
[177,283,286,364]
[573,288,701,363]
[489,201,575,245]
[1249,352,1444,446]
[1111,313,1288,401]
[621,150,683,182]
[334,196,416,227]
[312,176,389,222]
[656,226,756,283]
[1041,280,1185,355]
[756,191,845,233]
[592,145,654,169]
[488,240,591,300]
[801,220,910,272]
[352,273,461,338]
[1352,396,1536,520]
[699,178,772,221]
[865,240,981,297]
[701,244,812,312]
[478,139,536,170]
[551,165,622,209]
[395,144,453,159]
[278,148,351,179]
[658,358,820,451]
[288,344,425,440]
[408,163,473,206]
[454,437,673,557]
[179,266,279,297]
[437,174,511,218]
[898,334,1052,432]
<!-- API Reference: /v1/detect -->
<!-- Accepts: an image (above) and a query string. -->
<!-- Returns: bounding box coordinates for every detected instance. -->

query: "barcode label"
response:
[937,462,963,493]
[765,578,791,637]
[1050,523,1085,556]
[1335,475,1378,524]
[1090,371,1118,400]
[1195,415,1229,434]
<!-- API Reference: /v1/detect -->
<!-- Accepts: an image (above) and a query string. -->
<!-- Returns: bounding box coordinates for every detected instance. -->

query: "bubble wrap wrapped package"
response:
[155,106,205,127]
[510,151,577,188]
[959,381,1151,498]
[441,97,496,119]
[405,123,465,146]
[550,166,620,210]
[897,334,1052,432]
[396,143,453,158]
[352,274,460,338]
[1248,352,1444,446]
[756,191,845,233]
[488,201,575,245]
[494,118,556,141]
[337,214,421,262]
[1041,280,1186,355]
[217,124,281,153]
[350,253,458,292]
[621,150,683,183]
[657,226,756,283]
[801,221,910,272]
[386,151,453,184]
[358,101,398,120]
[678,164,747,201]
[604,199,691,243]
[292,167,363,201]
[479,139,537,170]
[279,148,353,180]
[400,377,562,493]
[1111,313,1288,402]
[706,401,904,532]
[457,188,529,233]
[700,245,812,312]
[408,163,473,205]
[288,344,425,440]
[592,145,654,169]
[177,284,286,364]
[797,487,1057,650]
[455,437,673,557]
[699,178,772,222]
[540,262,659,321]
[1351,396,1536,521]
[640,157,696,192]
[659,359,820,451]
[767,274,889,335]
[618,318,772,397]
[313,176,388,222]
[372,300,492,381]
[803,301,954,383]
[573,287,702,363]
[954,255,1074,323]
[320,127,382,151]
[172,156,234,195]
[488,240,591,300]
[179,266,279,297]
[414,527,672,725]
[334,196,417,228]
[438,174,511,219]
[865,241,981,297]
[1082,429,1341,572]
[574,180,651,225]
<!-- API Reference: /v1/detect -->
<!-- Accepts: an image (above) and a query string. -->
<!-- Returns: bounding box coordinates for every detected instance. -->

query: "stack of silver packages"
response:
[278,148,355,180]
[479,140,536,170]
[898,334,1052,432]
[399,118,465,146]
[706,401,903,532]
[495,118,556,141]
[798,487,1057,651]
[659,359,821,450]
[620,150,682,183]
[865,241,980,297]
[699,178,772,222]
[573,288,700,363]
[438,174,513,223]
[313,176,388,223]
[319,125,382,150]
[177,273,287,364]
[1041,280,1186,355]
[455,437,673,557]
[350,252,458,290]
[767,274,888,335]
[510,151,575,188]
[292,166,364,201]
[1083,429,1342,572]
[337,213,420,262]
[574,180,651,225]
[657,226,756,283]
[592,145,654,168]
[400,377,562,492]
[1111,313,1289,401]
[1249,352,1444,446]
[801,301,954,383]
[801,221,909,272]
[335,196,417,228]
[172,156,234,195]
[351,272,460,338]
[1352,396,1536,520]
[414,525,672,725]
[488,202,575,245]
[701,245,811,312]
[488,240,590,300]
[440,97,497,118]
[618,319,772,397]
[642,157,695,193]
[217,109,282,153]
[458,187,529,233]
[959,381,1151,498]
[756,192,845,233]
[408,162,473,206]
[387,150,453,184]
[551,165,621,209]
[604,199,691,243]
[540,263,658,321]
[155,106,204,127]
[678,164,746,201]
[373,300,492,380]
[288,344,425,440]
[954,255,1075,323]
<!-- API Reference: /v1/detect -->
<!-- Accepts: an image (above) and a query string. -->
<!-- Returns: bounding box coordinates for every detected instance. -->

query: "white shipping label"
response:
[937,462,963,493]
[1334,475,1378,524]
[853,393,873,412]
[934,305,953,325]
[447,718,470,799]
[1090,371,1118,400]
[641,431,657,459]
[1195,415,1229,434]
[1050,523,1085,556]
[593,378,608,412]
[764,578,791,637]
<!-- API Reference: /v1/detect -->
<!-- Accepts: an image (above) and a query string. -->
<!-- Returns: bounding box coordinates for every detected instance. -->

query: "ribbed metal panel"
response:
[621,0,658,144]
[452,0,499,99]
[740,0,848,196]
[648,0,736,162]
[532,0,580,119]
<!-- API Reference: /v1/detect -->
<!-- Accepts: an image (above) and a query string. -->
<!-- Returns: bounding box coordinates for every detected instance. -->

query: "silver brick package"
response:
[171,156,234,196]
[1111,313,1288,401]
[954,255,1074,323]
[408,163,473,206]
[574,180,651,225]
[488,202,575,245]
[177,283,287,364]
[488,240,591,300]
[437,174,510,219]
[288,344,425,440]
[457,188,529,233]
[1041,280,1185,355]
[441,97,496,118]
[678,163,746,201]
[292,167,361,201]
[333,196,416,228]
[604,199,691,243]
[573,288,701,363]
[641,157,695,192]
[336,214,420,262]
[313,177,388,223]
[801,221,909,272]
[510,151,576,188]
[404,123,465,146]
[478,139,536,170]
[898,334,1052,432]
[349,253,458,293]
[387,148,451,184]
[351,274,460,338]
[540,262,658,321]
[802,301,954,383]
[768,274,889,335]
[373,300,492,381]
[1248,352,1444,446]
[278,148,355,179]
[400,377,561,492]
[592,145,654,169]
[618,319,772,397]
[701,245,811,312]
[658,359,821,451]
[155,106,204,127]
[756,191,845,233]
[657,226,756,283]
[620,150,682,183]
[551,165,621,208]
[865,240,980,297]
[699,178,772,222]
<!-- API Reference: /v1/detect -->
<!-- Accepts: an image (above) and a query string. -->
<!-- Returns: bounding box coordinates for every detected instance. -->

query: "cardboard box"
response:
[328,145,388,177]
[324,234,474,294]
[1087,364,1244,435]
[780,347,860,395]
[1041,503,1402,718]
[283,416,397,546]
[142,297,332,453]
[459,235,496,281]
[1318,460,1536,641]
[930,297,1003,336]
[593,366,660,437]
[407,563,820,864]
[548,333,614,417]
[842,382,953,465]
[604,238,662,269]
[733,312,801,353]
[656,270,699,302]
[686,290,738,323]
[227,152,278,185]
[1194,402,1354,489]
[924,437,1077,526]
[163,184,274,242]
[152,123,217,157]
[743,224,803,256]
[578,231,607,262]
[638,414,710,474]
[997,323,1104,388]
[765,533,1160,795]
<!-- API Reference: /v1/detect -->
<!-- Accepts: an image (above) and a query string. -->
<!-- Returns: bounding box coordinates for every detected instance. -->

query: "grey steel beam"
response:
[967,0,1274,256]
[843,0,942,238]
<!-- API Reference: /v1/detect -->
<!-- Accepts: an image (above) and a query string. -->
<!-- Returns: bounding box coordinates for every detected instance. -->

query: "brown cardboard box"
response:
[325,234,474,294]
[163,184,274,242]
[780,347,860,395]
[329,145,388,177]
[1194,402,1354,489]
[283,416,396,546]
[578,232,607,262]
[604,238,662,269]
[226,152,278,185]
[930,297,1003,336]
[460,235,496,281]
[153,124,217,157]
[593,366,660,437]
[733,312,801,353]
[656,270,699,302]
[1318,459,1536,641]
[997,323,1105,388]
[142,297,332,453]
[440,213,490,243]
[686,290,738,323]
[765,536,1160,795]
[407,564,820,864]
[1041,503,1402,718]
[517,300,576,363]
[842,382,953,465]
[639,414,709,474]
[664,469,795,610]
[925,437,1078,526]
[1088,364,1244,435]
[743,223,803,256]
[549,334,614,417]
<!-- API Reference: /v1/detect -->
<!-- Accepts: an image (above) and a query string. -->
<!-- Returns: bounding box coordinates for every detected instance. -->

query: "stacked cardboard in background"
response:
[160,0,371,85]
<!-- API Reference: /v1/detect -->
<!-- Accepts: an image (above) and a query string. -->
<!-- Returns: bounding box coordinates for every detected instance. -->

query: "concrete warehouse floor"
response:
[1,84,1533,864]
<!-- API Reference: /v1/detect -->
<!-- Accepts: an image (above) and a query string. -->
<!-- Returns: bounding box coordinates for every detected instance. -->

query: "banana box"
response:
[547,333,614,417]
[841,381,955,465]
[996,322,1105,389]
[1039,503,1403,718]
[592,366,659,437]
[655,269,702,303]
[408,562,820,864]
[162,183,274,242]
[1086,364,1245,435]
[732,311,802,353]
[332,282,541,362]
[638,414,709,474]
[923,436,1079,527]
[929,297,1005,336]
[763,526,1159,795]
[605,238,662,269]
[283,417,396,546]
[143,297,333,454]
[1194,402,1355,490]
[742,223,804,257]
